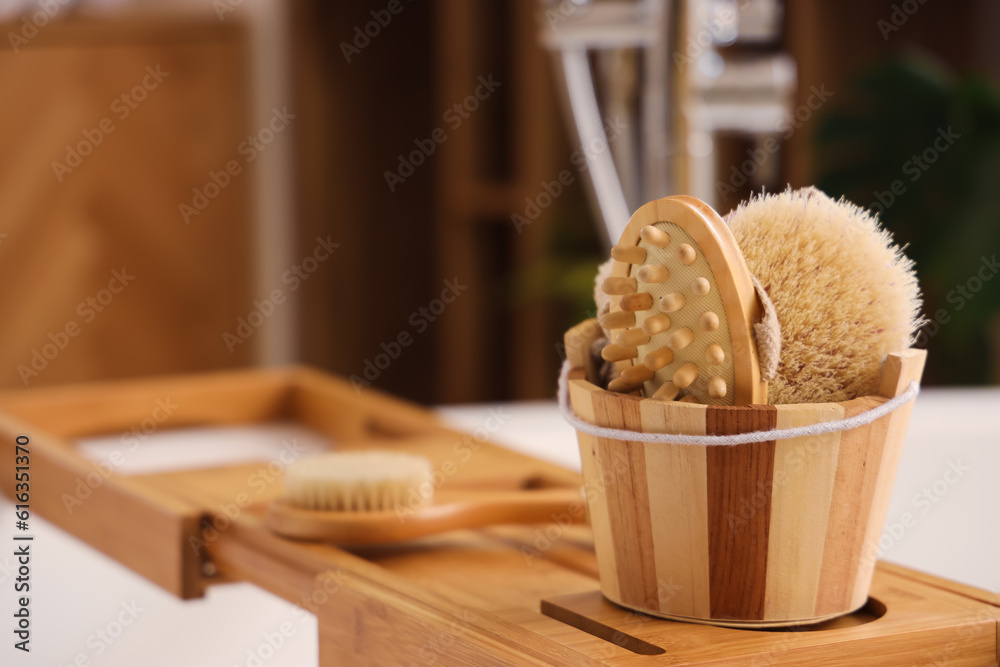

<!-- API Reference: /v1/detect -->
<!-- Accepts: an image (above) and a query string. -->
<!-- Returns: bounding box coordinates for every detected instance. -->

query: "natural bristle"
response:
[726,187,924,404]
[284,451,433,512]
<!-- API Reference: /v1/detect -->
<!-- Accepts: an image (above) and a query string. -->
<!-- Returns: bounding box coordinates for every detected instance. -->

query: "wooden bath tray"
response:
[0,367,997,666]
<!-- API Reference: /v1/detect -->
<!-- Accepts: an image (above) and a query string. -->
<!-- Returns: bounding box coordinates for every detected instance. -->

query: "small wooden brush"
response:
[599,196,767,405]
[269,451,584,543]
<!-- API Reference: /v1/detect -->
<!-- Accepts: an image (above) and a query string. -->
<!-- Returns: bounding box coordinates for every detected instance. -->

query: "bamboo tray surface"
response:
[0,367,997,666]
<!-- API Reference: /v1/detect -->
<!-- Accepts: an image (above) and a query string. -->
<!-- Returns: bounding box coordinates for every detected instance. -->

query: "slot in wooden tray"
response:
[0,367,997,666]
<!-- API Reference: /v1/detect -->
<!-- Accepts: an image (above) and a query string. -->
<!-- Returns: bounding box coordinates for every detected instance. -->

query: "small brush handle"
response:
[267,488,586,544]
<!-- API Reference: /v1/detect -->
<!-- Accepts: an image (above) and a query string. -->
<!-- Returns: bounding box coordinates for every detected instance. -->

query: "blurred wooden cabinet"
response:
[0,18,256,389]
[432,0,572,402]
[291,0,584,403]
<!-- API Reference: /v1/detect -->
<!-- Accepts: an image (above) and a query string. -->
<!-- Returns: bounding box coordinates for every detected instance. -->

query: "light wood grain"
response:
[212,514,603,667]
[852,349,928,602]
[594,404,658,612]
[765,402,843,620]
[643,437,711,618]
[570,379,622,603]
[814,395,890,618]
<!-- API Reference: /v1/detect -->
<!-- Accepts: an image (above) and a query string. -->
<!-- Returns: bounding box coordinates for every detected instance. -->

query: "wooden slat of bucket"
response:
[569,380,622,603]
[705,406,778,621]
[815,350,927,618]
[563,319,603,384]
[564,315,611,596]
[591,390,660,612]
[851,350,928,604]
[765,402,844,620]
[640,399,711,618]
[814,395,889,617]
[563,333,928,627]
[879,349,928,399]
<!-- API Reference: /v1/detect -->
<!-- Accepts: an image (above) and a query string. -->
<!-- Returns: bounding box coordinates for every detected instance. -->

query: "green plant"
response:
[815,52,1000,384]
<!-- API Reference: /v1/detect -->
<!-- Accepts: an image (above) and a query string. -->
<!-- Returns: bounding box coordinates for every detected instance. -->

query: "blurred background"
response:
[1,0,998,404]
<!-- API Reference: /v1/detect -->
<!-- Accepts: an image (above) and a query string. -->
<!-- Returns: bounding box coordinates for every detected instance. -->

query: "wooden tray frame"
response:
[0,366,485,598]
[0,366,997,666]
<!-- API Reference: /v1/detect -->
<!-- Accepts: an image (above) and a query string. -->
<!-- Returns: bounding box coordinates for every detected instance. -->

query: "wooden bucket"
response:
[564,318,926,627]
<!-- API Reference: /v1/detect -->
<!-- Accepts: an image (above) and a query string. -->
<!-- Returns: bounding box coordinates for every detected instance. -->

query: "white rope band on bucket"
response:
[558,361,919,446]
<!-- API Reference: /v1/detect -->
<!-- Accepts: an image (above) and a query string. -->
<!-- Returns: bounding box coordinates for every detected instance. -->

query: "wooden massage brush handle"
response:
[267,488,585,544]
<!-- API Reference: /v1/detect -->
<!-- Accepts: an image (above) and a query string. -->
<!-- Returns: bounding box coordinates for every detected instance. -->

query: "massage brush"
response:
[725,187,923,404]
[267,451,584,543]
[599,196,767,405]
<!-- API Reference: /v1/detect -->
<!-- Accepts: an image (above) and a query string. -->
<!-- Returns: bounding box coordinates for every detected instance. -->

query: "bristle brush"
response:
[268,451,584,543]
[725,187,923,404]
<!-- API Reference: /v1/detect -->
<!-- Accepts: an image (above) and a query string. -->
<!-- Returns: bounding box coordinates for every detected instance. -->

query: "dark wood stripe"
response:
[705,405,777,620]
[815,397,890,616]
[593,392,660,612]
